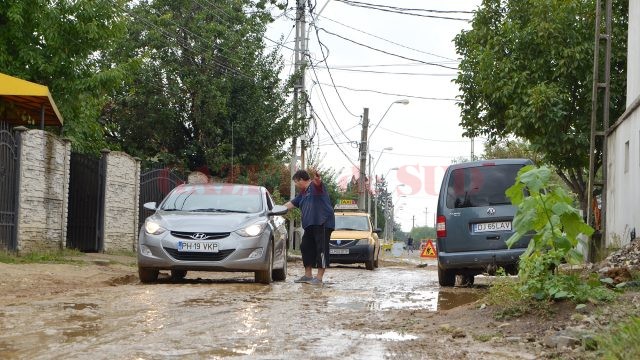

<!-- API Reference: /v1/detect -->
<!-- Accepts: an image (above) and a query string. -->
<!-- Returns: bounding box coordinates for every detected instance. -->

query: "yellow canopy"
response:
[0,72,63,127]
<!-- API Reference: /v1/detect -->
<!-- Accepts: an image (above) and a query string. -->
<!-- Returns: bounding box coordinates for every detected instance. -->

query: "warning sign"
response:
[420,239,437,258]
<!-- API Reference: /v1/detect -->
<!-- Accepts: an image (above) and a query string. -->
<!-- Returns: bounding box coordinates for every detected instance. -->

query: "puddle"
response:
[62,303,98,311]
[364,331,418,341]
[437,291,482,310]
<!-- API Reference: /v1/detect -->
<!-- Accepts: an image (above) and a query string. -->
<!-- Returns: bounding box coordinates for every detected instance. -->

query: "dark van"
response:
[435,159,533,286]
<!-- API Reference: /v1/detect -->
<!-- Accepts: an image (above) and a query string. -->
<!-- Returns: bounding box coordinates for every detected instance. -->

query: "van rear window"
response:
[446,164,523,208]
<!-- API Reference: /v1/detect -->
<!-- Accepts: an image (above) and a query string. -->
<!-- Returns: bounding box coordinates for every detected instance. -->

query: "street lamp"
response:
[368,146,393,213]
[368,99,409,142]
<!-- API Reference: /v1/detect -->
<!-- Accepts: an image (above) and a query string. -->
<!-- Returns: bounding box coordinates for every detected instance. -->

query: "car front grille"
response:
[170,231,230,240]
[164,247,235,261]
[330,239,358,247]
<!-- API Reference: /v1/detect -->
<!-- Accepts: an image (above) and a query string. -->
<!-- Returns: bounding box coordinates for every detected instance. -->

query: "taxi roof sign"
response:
[335,199,359,210]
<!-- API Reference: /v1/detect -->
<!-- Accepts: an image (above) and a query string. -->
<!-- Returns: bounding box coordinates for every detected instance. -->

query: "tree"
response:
[454,0,628,211]
[0,0,128,153]
[102,0,295,174]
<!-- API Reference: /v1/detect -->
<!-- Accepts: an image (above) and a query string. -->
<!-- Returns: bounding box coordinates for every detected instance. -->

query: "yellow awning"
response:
[0,72,63,127]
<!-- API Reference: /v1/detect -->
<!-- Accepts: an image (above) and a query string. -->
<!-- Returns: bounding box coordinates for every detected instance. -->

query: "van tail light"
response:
[436,215,446,238]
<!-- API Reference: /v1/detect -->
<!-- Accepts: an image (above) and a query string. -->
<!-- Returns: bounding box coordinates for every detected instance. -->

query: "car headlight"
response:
[236,222,266,237]
[145,219,166,235]
[357,238,370,245]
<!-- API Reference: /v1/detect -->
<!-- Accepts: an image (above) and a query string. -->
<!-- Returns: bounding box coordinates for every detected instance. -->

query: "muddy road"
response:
[0,254,543,359]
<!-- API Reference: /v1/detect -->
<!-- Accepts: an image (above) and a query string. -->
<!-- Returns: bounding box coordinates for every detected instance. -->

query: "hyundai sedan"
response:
[137,183,289,284]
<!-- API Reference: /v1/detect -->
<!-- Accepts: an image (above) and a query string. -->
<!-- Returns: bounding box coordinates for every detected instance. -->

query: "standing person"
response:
[284,169,335,285]
[407,236,414,254]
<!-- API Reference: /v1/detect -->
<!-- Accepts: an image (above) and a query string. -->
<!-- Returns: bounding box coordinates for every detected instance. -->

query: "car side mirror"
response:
[268,205,288,216]
[373,228,382,234]
[143,202,157,211]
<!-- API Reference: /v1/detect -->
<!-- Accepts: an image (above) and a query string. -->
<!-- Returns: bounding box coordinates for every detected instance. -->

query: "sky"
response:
[265,0,485,232]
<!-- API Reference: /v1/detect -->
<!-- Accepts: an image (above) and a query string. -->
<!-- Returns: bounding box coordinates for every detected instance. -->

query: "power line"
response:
[317,67,457,76]
[335,0,472,21]
[314,82,458,101]
[337,0,475,14]
[318,28,459,70]
[309,18,360,118]
[315,13,457,61]
[376,126,470,143]
[309,106,360,169]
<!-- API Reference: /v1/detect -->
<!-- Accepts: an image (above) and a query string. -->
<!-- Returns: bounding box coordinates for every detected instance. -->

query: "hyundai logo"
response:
[487,208,496,216]
[190,233,208,240]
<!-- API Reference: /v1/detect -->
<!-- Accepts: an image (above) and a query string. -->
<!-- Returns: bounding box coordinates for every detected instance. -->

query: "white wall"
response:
[606,1,640,247]
[628,0,640,103]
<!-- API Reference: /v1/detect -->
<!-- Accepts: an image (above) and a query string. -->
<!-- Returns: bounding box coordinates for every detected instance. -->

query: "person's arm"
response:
[284,201,296,210]
[311,169,324,191]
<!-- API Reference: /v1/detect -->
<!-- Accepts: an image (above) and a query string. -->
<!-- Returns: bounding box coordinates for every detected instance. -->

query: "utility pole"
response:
[425,207,428,227]
[587,0,612,261]
[290,0,306,249]
[358,108,369,211]
[412,215,415,229]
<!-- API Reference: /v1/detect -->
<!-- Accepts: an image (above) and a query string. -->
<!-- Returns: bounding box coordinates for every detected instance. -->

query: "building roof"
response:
[0,72,63,127]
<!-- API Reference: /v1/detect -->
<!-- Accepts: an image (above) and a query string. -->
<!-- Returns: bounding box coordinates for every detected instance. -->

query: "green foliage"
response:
[506,165,615,302]
[455,0,628,210]
[597,317,640,360]
[409,226,436,241]
[103,0,294,173]
[0,249,83,264]
[0,0,129,153]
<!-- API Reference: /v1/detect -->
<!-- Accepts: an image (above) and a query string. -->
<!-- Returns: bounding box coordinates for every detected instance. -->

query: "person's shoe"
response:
[294,275,313,283]
[307,277,323,285]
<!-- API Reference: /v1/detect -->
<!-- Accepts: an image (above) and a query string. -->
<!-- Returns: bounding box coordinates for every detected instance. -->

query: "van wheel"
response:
[438,266,455,287]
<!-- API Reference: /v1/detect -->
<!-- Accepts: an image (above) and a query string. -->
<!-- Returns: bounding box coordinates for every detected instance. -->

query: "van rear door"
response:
[440,163,530,253]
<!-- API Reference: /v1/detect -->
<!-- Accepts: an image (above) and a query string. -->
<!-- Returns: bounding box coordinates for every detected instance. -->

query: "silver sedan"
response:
[137,183,289,284]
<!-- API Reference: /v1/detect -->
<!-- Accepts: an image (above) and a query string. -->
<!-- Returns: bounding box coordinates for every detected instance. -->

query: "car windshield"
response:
[334,215,370,231]
[159,186,263,213]
[446,164,523,209]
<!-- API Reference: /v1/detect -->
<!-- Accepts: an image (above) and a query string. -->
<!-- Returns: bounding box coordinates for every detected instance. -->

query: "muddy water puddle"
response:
[0,264,485,359]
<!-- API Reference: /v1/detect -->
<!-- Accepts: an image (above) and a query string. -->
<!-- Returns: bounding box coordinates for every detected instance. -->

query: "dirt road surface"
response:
[0,251,627,359]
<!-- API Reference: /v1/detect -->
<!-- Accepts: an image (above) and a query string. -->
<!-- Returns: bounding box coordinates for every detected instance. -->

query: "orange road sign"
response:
[420,239,437,258]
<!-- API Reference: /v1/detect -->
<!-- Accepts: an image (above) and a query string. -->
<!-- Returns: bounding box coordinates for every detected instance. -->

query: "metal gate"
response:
[66,153,106,252]
[0,121,20,251]
[139,167,184,226]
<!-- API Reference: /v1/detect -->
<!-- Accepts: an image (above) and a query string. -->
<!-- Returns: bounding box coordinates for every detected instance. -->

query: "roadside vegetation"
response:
[0,249,84,264]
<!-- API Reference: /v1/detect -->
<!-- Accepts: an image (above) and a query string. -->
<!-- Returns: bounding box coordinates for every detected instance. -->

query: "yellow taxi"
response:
[330,200,381,270]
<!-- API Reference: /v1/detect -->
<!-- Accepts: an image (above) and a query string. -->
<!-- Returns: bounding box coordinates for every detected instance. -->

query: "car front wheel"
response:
[255,245,273,284]
[138,267,159,283]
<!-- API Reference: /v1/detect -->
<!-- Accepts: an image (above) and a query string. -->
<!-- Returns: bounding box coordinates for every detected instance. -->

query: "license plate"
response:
[330,248,349,255]
[177,241,219,253]
[473,221,512,233]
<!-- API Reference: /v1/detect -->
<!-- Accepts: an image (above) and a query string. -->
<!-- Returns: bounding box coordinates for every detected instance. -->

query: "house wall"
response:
[16,129,71,252]
[102,151,140,252]
[606,1,640,247]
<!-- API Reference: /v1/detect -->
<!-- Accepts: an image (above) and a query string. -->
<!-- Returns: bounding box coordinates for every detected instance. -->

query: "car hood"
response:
[153,212,261,232]
[331,230,372,239]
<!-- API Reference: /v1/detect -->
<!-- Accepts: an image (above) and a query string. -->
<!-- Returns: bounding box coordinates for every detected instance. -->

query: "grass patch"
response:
[104,249,136,258]
[597,317,640,359]
[484,275,549,320]
[0,249,84,264]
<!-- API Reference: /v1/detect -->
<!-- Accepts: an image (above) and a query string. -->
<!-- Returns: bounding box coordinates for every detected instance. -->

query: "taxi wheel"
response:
[365,257,375,270]
[373,248,379,268]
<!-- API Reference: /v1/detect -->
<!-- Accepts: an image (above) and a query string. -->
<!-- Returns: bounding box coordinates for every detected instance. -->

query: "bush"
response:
[598,317,640,359]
